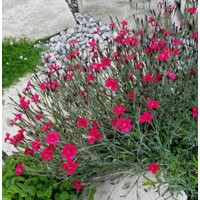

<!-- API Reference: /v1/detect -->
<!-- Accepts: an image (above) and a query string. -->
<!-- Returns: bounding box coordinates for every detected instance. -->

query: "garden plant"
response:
[3,1,198,199]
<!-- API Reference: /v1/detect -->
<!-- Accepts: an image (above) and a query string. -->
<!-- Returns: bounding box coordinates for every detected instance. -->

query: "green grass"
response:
[2,38,43,89]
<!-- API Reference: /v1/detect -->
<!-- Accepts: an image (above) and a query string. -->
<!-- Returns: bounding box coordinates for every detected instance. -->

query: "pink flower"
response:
[51,81,60,90]
[19,97,30,109]
[64,73,74,80]
[24,148,34,155]
[121,20,128,26]
[157,53,170,61]
[41,148,53,161]
[115,118,132,133]
[86,74,95,83]
[113,105,127,115]
[31,94,39,103]
[192,107,198,118]
[190,69,195,76]
[16,164,24,176]
[140,111,152,123]
[92,121,101,128]
[128,91,135,100]
[166,71,177,80]
[147,17,154,23]
[142,74,154,83]
[192,32,198,40]
[187,7,197,14]
[77,118,88,129]
[46,131,60,145]
[147,100,160,110]
[31,139,42,151]
[24,81,31,91]
[73,180,84,190]
[40,81,51,90]
[88,39,97,47]
[61,144,78,160]
[36,112,43,120]
[148,163,160,174]
[172,38,183,46]
[69,39,78,45]
[109,23,115,27]
[100,57,112,68]
[49,63,59,71]
[105,78,119,91]
[154,73,163,82]
[88,128,102,144]
[14,113,22,122]
[41,122,51,132]
[62,159,78,175]
[4,133,11,143]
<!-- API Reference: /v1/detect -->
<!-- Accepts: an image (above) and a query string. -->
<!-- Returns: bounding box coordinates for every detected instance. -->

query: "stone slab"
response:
[2,0,76,40]
[89,172,187,200]
[77,0,186,29]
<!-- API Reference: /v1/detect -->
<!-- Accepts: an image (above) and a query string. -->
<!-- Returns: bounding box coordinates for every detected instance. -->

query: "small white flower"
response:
[19,56,23,59]
[24,57,27,60]
[6,62,9,65]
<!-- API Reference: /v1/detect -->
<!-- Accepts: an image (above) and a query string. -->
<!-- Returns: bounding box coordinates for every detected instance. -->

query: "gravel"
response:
[37,13,115,69]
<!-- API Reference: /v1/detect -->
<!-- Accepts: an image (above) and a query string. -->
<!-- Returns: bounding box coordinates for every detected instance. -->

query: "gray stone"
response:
[61,35,67,41]
[60,47,66,55]
[103,32,112,38]
[2,0,76,40]
[77,0,184,29]
[84,172,187,200]
[86,34,93,38]
[54,35,60,43]
[60,31,66,35]
[49,47,55,52]
[75,25,83,32]
[99,43,105,49]
[54,41,61,51]
[68,28,75,35]
[100,26,107,31]
[76,33,82,38]
[90,22,97,27]
[89,18,95,22]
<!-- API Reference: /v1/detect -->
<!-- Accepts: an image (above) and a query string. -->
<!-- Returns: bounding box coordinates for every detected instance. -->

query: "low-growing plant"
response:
[3,155,78,200]
[4,1,198,199]
[2,38,43,89]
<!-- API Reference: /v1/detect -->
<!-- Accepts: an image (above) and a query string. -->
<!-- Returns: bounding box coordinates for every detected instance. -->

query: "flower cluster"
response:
[6,4,197,195]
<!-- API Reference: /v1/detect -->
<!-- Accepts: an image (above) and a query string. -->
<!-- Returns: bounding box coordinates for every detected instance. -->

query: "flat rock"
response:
[84,172,187,200]
[2,0,76,40]
[77,0,186,29]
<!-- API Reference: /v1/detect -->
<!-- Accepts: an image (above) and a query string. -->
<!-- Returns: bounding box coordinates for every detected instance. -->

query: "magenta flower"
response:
[61,144,78,160]
[46,131,60,145]
[62,159,78,175]
[73,180,84,190]
[41,148,53,161]
[115,118,132,133]
[31,139,42,151]
[113,105,127,115]
[140,111,153,123]
[147,100,160,110]
[31,93,39,103]
[77,118,88,129]
[148,163,160,174]
[192,107,198,118]
[166,71,177,80]
[105,78,119,91]
[88,128,102,144]
[16,164,24,176]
